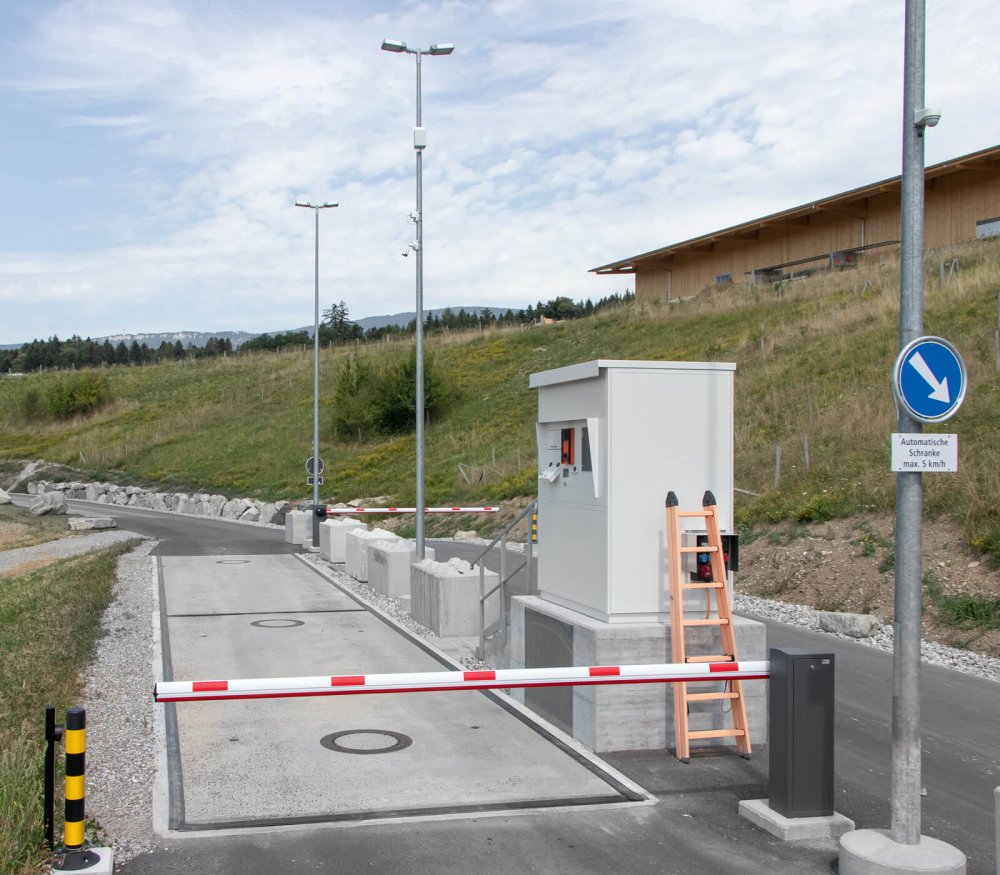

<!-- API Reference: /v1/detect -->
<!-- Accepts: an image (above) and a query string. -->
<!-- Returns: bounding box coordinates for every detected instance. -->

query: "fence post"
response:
[44,706,64,850]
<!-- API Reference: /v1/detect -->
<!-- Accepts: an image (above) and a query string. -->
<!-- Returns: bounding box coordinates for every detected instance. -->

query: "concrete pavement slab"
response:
[161,554,359,615]
[160,554,646,831]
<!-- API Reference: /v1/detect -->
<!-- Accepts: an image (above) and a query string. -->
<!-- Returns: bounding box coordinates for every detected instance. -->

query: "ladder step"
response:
[687,728,746,740]
[686,691,740,702]
[683,618,730,626]
[685,655,732,663]
[676,511,715,519]
[678,545,719,554]
[681,581,725,590]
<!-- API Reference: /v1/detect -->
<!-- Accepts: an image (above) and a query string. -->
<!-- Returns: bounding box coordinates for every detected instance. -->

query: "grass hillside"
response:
[1,237,999,559]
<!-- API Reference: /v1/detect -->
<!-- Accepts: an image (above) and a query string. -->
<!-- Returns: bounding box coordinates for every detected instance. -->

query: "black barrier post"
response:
[768,647,835,817]
[44,706,64,850]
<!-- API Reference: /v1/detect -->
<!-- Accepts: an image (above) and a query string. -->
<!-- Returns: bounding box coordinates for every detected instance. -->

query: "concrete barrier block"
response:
[319,518,367,563]
[284,510,312,544]
[411,559,499,638]
[344,528,398,582]
[368,541,435,599]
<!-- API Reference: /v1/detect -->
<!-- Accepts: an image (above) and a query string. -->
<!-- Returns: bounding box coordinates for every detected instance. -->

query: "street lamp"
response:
[295,199,339,547]
[381,37,453,559]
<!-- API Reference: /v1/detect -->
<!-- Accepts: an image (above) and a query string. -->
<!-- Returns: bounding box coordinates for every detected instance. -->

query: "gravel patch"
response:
[0,529,140,575]
[735,593,1000,684]
[82,539,158,864]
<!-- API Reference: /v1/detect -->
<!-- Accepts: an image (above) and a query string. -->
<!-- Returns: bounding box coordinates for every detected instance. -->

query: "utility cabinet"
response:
[529,359,735,624]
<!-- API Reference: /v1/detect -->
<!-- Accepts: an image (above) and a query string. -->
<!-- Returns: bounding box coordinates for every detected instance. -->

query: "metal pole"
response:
[892,0,926,845]
[44,705,62,850]
[414,49,426,558]
[313,206,321,546]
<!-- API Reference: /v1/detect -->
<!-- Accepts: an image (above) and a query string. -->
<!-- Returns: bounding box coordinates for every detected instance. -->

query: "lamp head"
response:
[381,39,407,53]
[428,43,454,55]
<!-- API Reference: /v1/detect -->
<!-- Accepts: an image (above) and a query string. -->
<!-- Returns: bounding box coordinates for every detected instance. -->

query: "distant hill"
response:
[298,306,513,335]
[0,306,512,349]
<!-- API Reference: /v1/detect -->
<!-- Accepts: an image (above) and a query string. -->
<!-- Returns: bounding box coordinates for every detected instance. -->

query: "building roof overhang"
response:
[590,143,1000,276]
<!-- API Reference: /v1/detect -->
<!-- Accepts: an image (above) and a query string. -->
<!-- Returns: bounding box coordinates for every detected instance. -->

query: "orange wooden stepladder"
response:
[666,490,751,762]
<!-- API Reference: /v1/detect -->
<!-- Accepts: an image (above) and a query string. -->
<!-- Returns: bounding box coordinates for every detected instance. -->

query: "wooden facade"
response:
[592,145,1000,301]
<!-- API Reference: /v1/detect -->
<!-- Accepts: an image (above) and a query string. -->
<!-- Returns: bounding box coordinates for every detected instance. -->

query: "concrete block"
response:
[0,488,11,504]
[318,518,367,563]
[284,510,312,544]
[344,528,398,582]
[511,595,766,754]
[739,798,854,840]
[411,558,499,638]
[368,540,434,599]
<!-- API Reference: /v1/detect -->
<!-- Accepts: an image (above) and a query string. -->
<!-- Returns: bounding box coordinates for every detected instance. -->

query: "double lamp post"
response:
[295,40,452,555]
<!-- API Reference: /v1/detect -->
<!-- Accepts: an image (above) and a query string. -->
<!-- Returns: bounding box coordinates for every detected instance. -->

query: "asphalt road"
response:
[47,500,1000,873]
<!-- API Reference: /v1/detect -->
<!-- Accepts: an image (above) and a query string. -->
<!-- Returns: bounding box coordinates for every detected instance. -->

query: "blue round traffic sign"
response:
[893,336,967,423]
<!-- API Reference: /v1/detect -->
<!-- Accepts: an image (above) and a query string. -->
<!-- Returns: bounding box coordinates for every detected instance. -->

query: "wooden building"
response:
[591,144,1000,300]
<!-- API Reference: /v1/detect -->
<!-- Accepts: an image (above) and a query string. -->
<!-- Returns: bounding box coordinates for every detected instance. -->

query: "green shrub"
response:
[332,349,448,439]
[330,353,377,440]
[44,371,109,420]
[15,387,44,422]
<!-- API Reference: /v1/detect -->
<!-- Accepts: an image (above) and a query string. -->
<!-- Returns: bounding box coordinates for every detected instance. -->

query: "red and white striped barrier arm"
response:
[324,506,500,514]
[154,661,769,703]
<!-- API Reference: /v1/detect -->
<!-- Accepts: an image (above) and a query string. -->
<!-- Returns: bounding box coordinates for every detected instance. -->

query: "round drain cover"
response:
[320,730,413,755]
[250,618,304,628]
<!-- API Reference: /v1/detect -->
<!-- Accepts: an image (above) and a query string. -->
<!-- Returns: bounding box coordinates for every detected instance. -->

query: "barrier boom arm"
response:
[324,506,499,514]
[154,661,769,703]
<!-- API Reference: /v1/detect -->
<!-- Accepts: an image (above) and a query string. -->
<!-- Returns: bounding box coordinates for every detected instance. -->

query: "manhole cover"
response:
[216,559,250,565]
[250,618,305,628]
[320,730,413,755]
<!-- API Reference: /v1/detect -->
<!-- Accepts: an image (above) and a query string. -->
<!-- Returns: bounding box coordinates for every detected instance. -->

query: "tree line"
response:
[0,335,234,373]
[2,290,633,372]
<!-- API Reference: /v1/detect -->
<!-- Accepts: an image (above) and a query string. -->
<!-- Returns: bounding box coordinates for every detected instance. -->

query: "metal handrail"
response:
[477,500,537,659]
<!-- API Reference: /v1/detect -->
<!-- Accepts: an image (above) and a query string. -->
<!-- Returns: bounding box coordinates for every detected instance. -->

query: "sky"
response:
[0,1,998,344]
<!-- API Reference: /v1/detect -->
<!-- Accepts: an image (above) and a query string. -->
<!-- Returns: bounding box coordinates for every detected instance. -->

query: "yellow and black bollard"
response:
[55,706,99,871]
[531,510,538,545]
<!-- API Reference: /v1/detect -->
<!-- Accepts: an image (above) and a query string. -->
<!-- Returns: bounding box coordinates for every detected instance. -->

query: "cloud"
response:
[0,0,998,343]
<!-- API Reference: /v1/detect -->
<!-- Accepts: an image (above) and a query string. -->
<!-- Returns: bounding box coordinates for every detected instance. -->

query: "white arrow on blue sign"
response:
[893,336,967,423]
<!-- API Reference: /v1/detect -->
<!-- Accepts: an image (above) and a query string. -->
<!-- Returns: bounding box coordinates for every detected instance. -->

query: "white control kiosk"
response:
[510,360,765,753]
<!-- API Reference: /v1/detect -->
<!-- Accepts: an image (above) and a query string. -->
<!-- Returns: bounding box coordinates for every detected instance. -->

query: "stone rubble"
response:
[26,478,289,525]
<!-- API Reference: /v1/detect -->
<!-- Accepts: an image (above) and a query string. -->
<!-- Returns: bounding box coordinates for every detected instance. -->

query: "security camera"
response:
[914,107,941,128]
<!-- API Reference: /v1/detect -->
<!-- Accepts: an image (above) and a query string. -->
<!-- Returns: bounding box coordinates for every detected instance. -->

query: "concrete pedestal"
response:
[740,798,854,841]
[368,541,434,599]
[839,829,965,875]
[344,528,397,583]
[284,510,311,545]
[411,559,499,638]
[318,518,366,563]
[509,595,766,753]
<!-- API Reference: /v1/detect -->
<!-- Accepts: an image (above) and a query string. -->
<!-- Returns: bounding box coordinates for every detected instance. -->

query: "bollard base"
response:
[52,847,113,873]
[839,829,965,875]
[739,798,854,841]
